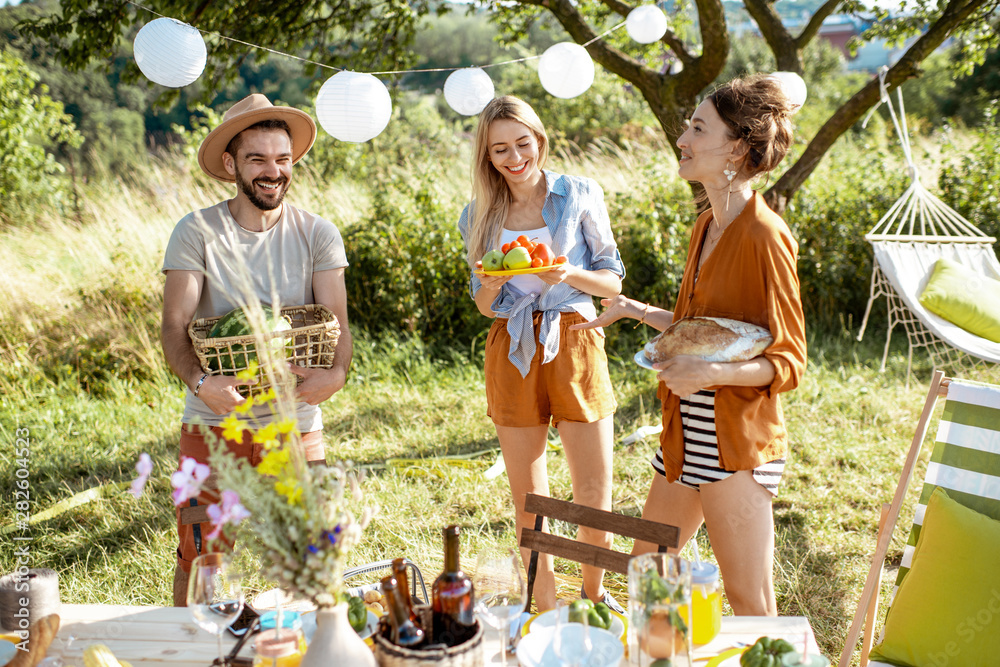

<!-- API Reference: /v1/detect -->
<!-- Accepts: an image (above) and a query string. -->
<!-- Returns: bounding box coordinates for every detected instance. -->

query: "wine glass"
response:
[473,548,526,664]
[187,552,245,665]
[552,599,592,666]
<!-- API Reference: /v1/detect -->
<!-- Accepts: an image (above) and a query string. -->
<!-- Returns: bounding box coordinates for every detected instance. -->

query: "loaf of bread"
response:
[643,317,773,363]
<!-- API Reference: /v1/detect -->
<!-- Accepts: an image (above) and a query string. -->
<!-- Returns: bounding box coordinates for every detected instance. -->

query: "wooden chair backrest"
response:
[518,493,680,607]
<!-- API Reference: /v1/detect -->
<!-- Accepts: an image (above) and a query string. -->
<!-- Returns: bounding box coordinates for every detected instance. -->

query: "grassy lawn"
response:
[2,157,996,665]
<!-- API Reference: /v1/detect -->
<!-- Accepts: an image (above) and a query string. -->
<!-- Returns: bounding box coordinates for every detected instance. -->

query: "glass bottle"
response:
[382,575,425,648]
[431,525,476,646]
[392,557,421,624]
[259,610,307,653]
[690,561,722,645]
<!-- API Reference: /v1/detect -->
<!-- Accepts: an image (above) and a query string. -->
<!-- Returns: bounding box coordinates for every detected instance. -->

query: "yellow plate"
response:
[473,262,566,277]
[704,647,748,666]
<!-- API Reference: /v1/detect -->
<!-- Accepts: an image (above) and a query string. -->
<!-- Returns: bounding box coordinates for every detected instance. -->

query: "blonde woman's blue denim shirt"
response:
[458,171,625,377]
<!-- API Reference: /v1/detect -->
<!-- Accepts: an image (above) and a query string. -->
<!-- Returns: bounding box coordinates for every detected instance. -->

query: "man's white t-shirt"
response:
[162,200,349,431]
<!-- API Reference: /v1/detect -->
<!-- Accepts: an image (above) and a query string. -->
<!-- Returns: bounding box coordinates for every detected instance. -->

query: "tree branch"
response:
[743,0,800,72]
[796,0,842,48]
[766,0,991,213]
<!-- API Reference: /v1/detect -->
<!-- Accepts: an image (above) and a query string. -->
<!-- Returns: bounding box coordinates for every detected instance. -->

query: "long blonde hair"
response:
[466,96,550,267]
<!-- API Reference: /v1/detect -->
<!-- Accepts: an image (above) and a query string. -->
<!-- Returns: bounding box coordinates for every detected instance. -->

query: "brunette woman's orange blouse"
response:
[656,192,807,479]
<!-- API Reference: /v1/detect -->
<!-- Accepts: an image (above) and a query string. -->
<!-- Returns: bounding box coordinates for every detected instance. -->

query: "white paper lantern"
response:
[443,68,495,116]
[315,71,392,143]
[768,71,808,108]
[538,43,595,99]
[626,5,669,44]
[133,18,207,88]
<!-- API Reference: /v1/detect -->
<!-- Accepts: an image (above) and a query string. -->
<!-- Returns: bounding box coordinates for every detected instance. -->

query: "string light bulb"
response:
[315,71,392,143]
[538,42,595,99]
[626,5,669,44]
[444,68,495,116]
[133,18,207,88]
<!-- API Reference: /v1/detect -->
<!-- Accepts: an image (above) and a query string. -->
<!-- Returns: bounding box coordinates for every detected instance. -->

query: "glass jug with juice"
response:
[690,561,722,645]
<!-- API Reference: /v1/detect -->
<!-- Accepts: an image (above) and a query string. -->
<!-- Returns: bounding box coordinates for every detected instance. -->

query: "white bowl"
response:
[517,625,623,667]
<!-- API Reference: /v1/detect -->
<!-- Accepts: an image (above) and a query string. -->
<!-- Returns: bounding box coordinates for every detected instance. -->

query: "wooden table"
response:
[47,605,823,665]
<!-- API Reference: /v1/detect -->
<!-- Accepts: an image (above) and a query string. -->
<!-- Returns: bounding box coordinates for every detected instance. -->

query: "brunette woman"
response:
[574,75,806,615]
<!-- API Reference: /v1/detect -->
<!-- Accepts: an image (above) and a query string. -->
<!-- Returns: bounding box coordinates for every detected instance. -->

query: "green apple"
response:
[481,249,505,271]
[503,246,532,270]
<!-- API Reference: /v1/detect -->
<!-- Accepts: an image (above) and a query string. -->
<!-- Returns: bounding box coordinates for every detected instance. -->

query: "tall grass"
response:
[0,140,995,664]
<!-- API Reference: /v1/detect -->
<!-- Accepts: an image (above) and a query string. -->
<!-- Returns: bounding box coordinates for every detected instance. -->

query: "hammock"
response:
[856,68,1000,376]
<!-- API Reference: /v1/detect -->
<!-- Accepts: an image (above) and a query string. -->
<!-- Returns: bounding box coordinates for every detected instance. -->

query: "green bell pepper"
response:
[740,636,797,667]
[347,595,368,633]
[593,602,612,630]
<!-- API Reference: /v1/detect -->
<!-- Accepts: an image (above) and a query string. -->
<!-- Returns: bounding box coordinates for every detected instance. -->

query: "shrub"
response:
[937,106,1000,245]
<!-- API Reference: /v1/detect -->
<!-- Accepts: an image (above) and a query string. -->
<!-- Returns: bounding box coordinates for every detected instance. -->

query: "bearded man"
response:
[160,94,352,605]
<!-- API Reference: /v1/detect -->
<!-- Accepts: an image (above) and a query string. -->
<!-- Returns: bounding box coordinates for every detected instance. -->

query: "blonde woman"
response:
[458,96,626,612]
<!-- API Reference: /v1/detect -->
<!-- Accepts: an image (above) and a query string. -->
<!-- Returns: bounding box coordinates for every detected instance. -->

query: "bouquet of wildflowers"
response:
[133,363,374,608]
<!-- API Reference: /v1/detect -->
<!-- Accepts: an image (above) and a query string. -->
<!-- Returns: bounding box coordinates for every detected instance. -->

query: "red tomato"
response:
[501,243,511,254]
[475,260,483,269]
[516,235,532,247]
[530,243,556,267]
[531,257,543,268]
[554,255,568,264]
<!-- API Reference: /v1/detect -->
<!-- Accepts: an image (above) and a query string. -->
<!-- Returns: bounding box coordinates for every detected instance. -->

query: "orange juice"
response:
[690,561,722,645]
[691,587,722,644]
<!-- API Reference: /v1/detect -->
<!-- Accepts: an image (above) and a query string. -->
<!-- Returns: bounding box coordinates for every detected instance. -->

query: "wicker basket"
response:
[374,606,483,667]
[188,304,340,398]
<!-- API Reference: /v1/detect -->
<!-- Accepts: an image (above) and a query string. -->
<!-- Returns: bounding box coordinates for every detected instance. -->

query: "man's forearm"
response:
[162,320,205,391]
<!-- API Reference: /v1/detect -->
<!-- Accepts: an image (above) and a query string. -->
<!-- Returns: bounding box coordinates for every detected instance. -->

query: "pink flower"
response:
[205,490,251,541]
[171,457,211,506]
[127,453,154,499]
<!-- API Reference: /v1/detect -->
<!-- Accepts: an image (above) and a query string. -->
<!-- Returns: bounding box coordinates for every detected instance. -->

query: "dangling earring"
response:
[723,162,737,211]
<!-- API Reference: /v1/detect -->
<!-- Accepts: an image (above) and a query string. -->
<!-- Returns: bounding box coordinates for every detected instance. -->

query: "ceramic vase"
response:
[301,603,376,667]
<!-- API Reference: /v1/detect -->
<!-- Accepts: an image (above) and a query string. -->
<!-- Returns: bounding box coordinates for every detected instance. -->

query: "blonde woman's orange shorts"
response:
[485,311,617,427]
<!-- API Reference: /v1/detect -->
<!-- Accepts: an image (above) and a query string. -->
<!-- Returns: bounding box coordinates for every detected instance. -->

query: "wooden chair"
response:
[839,370,1000,666]
[519,493,680,608]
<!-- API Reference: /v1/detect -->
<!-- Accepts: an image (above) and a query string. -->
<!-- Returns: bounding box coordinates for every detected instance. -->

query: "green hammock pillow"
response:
[868,487,1000,666]
[919,258,1000,343]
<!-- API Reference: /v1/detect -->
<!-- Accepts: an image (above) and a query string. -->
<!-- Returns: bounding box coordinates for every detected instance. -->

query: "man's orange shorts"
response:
[175,424,325,573]
[485,311,617,427]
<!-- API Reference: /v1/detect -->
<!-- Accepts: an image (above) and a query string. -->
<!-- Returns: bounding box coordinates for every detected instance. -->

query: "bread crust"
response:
[644,317,772,363]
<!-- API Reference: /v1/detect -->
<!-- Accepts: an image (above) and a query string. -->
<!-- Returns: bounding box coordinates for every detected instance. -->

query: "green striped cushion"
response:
[892,379,1000,595]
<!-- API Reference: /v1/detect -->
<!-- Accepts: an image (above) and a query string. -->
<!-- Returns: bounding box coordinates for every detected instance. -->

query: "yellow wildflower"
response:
[234,393,255,414]
[275,479,303,505]
[220,414,246,442]
[253,422,280,450]
[258,448,290,477]
[276,418,299,436]
[237,361,258,382]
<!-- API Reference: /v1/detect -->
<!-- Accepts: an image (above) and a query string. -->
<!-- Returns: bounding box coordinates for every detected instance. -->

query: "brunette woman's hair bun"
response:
[709,74,795,178]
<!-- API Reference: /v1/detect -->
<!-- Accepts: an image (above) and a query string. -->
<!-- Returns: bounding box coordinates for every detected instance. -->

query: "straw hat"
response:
[198,94,317,183]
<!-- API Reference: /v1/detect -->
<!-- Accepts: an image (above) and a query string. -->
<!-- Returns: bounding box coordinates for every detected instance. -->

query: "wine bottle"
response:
[381,575,425,648]
[431,525,476,646]
[392,557,421,625]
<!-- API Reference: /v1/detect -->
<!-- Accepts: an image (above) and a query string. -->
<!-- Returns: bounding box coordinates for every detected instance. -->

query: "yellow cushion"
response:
[919,258,1000,343]
[869,487,1000,666]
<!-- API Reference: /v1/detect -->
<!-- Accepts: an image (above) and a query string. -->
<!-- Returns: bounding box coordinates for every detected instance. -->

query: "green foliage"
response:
[937,107,1000,244]
[0,50,81,227]
[342,175,482,350]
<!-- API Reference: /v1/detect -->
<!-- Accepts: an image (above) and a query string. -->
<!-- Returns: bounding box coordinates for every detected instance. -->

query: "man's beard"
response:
[235,165,289,211]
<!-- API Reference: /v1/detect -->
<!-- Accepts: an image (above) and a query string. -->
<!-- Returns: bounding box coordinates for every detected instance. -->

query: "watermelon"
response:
[208,305,294,372]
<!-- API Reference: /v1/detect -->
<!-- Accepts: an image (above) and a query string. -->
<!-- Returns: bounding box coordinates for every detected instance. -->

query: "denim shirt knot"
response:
[458,171,625,378]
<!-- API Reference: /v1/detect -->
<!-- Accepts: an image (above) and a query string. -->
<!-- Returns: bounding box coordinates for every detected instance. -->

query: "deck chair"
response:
[839,371,1000,667]
[856,70,1000,378]
[519,493,679,609]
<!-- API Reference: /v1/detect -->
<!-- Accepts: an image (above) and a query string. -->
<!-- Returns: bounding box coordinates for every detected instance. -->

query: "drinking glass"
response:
[473,548,526,664]
[552,599,592,666]
[627,553,692,667]
[188,552,245,665]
